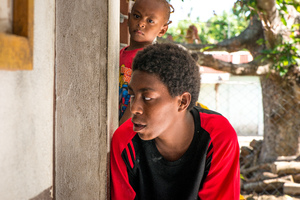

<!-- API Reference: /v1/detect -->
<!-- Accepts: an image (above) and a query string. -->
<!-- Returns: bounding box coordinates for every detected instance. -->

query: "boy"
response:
[111,43,240,200]
[119,0,173,125]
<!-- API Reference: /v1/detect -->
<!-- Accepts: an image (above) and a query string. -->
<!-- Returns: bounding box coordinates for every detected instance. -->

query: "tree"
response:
[166,0,300,162]
[206,10,248,42]
[164,11,248,44]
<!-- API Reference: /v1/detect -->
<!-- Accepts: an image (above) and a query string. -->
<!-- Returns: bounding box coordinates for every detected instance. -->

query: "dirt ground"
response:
[243,194,300,199]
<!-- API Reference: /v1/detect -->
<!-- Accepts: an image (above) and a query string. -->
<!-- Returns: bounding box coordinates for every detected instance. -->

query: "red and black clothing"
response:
[111,106,240,200]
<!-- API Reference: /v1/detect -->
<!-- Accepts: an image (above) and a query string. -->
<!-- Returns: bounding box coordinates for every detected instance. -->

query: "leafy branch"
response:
[256,36,300,76]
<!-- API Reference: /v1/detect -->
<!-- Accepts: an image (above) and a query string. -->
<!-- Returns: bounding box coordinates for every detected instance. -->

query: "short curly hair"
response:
[132,43,200,110]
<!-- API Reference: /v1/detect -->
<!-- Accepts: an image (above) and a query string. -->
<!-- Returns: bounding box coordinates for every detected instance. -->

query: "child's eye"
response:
[133,14,140,19]
[148,19,154,24]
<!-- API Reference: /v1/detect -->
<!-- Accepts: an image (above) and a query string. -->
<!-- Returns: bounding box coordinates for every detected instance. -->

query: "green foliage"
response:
[207,11,248,43]
[164,10,248,44]
[200,45,214,52]
[167,0,300,77]
[233,0,258,20]
[165,19,199,43]
[237,0,300,76]
[234,0,300,25]
[276,0,300,25]
[256,36,300,76]
[240,174,245,180]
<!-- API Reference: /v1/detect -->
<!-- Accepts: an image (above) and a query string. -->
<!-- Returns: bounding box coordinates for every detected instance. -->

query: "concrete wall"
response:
[55,0,118,199]
[0,0,55,199]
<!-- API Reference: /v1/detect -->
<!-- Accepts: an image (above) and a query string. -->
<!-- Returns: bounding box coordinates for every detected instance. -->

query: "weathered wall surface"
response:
[55,0,118,199]
[0,0,55,199]
[0,0,118,198]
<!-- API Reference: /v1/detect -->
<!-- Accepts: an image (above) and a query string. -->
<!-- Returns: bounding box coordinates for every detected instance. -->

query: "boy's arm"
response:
[110,128,136,200]
[198,115,240,200]
[119,102,131,126]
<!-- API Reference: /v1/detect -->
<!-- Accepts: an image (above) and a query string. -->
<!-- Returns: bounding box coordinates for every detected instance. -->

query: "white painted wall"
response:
[0,1,55,199]
[199,76,264,136]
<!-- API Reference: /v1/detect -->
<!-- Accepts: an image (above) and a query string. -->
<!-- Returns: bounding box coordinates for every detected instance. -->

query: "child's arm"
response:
[119,102,131,126]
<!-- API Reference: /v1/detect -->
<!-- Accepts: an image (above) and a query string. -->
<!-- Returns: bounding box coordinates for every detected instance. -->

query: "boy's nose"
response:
[130,98,143,115]
[137,19,145,28]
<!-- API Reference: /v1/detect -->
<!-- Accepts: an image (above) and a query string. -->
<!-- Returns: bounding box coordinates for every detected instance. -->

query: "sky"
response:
[168,0,237,27]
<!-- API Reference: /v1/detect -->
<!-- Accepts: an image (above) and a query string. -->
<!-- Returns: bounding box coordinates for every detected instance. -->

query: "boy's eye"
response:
[143,96,151,101]
[148,19,154,24]
[133,14,140,19]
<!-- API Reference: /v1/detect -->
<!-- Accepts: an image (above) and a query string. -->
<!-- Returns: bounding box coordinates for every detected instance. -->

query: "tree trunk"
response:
[260,74,300,162]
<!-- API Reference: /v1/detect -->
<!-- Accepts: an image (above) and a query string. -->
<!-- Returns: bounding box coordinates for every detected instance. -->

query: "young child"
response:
[111,43,240,199]
[119,0,173,125]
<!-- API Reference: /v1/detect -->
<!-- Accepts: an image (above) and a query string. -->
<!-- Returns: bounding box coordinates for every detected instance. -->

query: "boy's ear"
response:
[178,92,191,112]
[157,25,168,37]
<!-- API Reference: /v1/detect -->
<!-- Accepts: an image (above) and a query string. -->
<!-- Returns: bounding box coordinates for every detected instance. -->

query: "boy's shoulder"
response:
[193,106,230,127]
[193,105,222,116]
[192,106,237,139]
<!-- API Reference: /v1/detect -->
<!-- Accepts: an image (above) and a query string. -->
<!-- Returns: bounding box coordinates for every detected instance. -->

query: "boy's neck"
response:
[154,111,195,162]
[127,40,154,51]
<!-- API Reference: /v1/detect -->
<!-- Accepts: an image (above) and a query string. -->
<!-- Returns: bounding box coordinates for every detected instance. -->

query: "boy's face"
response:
[128,70,180,141]
[128,0,168,46]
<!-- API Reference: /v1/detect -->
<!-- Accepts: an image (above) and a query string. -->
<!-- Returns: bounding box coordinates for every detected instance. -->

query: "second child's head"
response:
[128,0,172,49]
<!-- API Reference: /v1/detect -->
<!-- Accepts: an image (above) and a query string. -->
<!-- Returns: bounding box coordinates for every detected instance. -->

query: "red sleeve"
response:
[198,113,240,200]
[110,120,136,200]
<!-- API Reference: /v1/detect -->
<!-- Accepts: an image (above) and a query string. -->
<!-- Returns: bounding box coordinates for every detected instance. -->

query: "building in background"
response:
[199,51,264,136]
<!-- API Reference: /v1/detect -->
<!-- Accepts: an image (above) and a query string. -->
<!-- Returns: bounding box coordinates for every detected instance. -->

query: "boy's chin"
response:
[137,132,153,141]
[131,38,154,45]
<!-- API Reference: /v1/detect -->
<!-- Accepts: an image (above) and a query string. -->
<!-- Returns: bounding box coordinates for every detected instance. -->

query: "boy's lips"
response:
[134,30,144,35]
[132,121,146,132]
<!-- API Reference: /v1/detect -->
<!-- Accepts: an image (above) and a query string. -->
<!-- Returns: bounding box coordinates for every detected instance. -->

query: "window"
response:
[0,0,34,70]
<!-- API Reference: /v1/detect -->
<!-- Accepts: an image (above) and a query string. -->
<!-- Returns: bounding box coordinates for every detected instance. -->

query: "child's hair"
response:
[132,43,200,110]
[132,0,174,25]
[161,0,174,25]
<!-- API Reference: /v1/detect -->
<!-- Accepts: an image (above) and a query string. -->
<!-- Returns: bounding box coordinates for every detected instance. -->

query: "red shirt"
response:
[119,47,143,88]
[111,107,240,200]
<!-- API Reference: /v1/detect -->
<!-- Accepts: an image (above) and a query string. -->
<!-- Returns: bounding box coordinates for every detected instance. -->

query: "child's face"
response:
[128,0,168,47]
[128,70,180,141]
